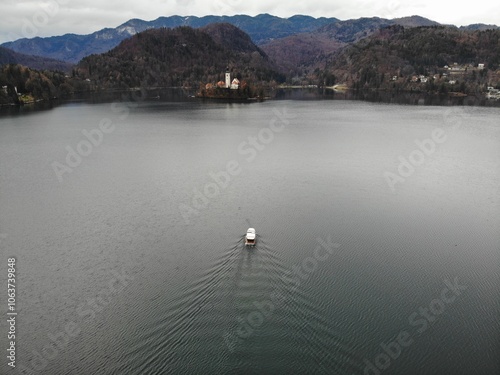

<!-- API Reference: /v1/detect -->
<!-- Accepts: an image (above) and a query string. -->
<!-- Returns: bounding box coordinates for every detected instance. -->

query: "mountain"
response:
[1,29,137,65]
[260,32,343,75]
[315,17,394,43]
[2,14,338,64]
[0,46,73,72]
[4,12,496,69]
[392,15,441,27]
[460,23,500,31]
[200,23,264,54]
[75,24,284,89]
[261,16,431,75]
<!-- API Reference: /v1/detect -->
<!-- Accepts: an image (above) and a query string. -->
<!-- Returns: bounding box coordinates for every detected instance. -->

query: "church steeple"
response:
[225,66,231,88]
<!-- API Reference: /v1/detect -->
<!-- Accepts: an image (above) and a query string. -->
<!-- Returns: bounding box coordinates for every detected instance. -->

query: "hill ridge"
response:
[74,24,284,89]
[2,14,339,63]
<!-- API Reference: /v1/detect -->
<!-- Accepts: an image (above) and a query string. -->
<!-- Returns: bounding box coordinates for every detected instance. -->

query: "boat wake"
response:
[116,232,363,374]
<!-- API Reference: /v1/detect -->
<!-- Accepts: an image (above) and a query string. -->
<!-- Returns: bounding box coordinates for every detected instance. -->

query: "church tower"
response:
[225,67,231,88]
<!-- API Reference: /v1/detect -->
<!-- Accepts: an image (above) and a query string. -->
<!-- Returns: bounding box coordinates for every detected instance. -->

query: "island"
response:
[196,67,263,101]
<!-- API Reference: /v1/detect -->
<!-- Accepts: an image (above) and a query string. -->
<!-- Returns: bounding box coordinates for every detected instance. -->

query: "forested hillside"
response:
[76,25,284,89]
[323,26,500,93]
[0,64,87,105]
[262,16,444,79]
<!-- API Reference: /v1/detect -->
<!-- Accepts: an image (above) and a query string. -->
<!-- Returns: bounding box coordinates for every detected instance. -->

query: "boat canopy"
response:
[246,228,256,239]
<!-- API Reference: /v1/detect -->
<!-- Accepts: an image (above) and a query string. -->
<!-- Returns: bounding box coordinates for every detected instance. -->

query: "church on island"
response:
[223,67,240,89]
[204,67,241,90]
[196,67,255,100]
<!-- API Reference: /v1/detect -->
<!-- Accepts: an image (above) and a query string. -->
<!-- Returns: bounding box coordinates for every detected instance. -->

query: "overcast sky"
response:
[2,0,500,43]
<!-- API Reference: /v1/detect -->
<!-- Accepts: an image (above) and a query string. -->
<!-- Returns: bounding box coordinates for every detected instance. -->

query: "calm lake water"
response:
[0,94,499,374]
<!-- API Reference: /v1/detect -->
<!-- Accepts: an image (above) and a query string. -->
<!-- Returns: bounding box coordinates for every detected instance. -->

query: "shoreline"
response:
[2,86,499,111]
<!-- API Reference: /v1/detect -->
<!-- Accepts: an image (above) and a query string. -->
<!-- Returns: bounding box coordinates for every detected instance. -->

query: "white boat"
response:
[245,228,256,246]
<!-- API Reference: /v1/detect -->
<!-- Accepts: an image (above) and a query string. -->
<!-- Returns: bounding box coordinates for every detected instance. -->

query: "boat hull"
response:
[245,238,256,246]
[245,228,256,246]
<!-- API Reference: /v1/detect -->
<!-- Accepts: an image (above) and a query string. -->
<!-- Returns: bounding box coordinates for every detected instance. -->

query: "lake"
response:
[0,94,499,374]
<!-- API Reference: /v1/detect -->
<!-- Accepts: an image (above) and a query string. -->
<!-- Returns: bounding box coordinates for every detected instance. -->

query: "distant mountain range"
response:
[2,14,498,65]
[459,23,500,31]
[1,14,338,64]
[0,46,72,71]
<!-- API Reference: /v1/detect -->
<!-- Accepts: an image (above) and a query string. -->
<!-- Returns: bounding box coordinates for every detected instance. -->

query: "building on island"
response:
[231,78,240,90]
[223,67,239,89]
[196,67,255,100]
[225,67,231,88]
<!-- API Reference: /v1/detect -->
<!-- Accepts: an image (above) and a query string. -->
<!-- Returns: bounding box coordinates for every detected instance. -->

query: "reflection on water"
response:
[274,87,500,107]
[2,87,500,119]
